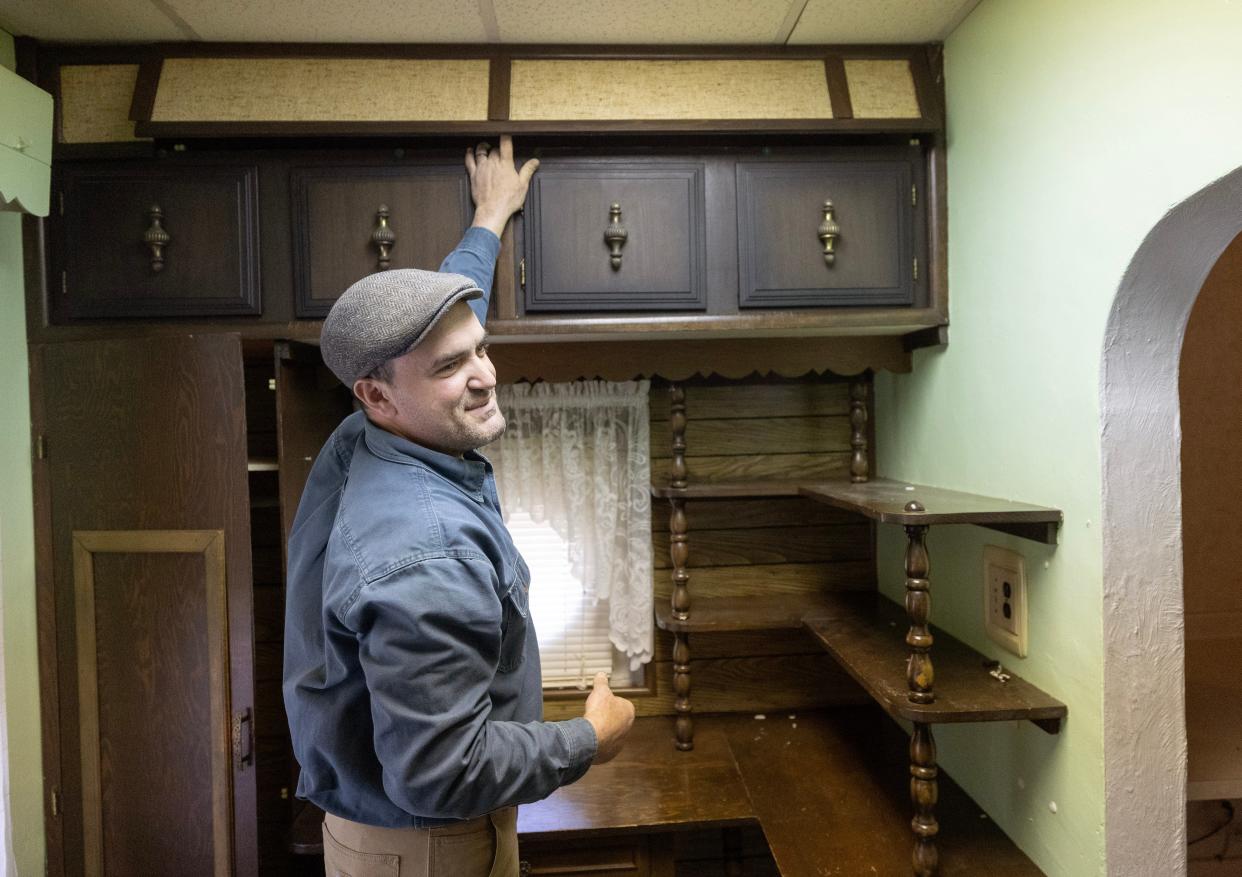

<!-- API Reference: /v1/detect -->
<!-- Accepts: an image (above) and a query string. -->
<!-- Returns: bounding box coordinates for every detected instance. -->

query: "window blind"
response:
[505,510,615,689]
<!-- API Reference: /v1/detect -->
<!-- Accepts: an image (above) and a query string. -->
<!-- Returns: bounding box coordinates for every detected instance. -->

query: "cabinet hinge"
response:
[58,190,64,216]
[34,434,46,461]
[519,257,526,290]
[913,258,919,281]
[61,270,67,297]
[912,185,918,208]
[50,787,60,818]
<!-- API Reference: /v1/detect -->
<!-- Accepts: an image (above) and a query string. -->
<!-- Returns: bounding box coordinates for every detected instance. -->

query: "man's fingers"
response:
[518,158,540,186]
[499,134,514,162]
[593,671,610,690]
[464,147,476,175]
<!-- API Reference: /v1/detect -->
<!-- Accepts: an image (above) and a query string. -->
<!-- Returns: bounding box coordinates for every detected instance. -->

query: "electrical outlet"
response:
[983,545,1028,657]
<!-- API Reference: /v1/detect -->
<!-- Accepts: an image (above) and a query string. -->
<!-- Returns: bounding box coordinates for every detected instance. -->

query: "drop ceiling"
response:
[0,0,981,45]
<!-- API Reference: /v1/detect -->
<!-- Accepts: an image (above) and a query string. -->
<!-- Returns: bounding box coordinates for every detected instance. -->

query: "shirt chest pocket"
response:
[497,559,530,674]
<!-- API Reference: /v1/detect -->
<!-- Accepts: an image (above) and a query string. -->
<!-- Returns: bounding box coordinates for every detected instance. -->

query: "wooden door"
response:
[521,159,707,312]
[41,335,258,877]
[290,164,474,317]
[55,162,261,320]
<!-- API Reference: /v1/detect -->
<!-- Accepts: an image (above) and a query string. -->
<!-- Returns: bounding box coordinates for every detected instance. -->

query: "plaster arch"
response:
[1101,165,1242,876]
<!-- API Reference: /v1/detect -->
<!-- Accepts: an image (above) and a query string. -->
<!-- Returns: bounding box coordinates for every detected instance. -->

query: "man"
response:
[283,136,635,877]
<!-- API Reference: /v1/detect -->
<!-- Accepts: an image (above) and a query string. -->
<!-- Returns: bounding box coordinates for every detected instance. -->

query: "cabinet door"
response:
[736,159,915,308]
[41,335,258,877]
[291,165,473,318]
[57,163,261,319]
[522,160,707,312]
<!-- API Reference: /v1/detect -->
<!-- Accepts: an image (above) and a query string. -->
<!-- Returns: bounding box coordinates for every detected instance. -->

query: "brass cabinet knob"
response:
[604,202,627,270]
[143,204,170,273]
[372,204,396,270]
[818,200,840,266]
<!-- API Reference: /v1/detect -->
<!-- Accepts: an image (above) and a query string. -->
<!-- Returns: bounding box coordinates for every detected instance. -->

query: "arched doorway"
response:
[1180,229,1242,870]
[1100,166,1242,875]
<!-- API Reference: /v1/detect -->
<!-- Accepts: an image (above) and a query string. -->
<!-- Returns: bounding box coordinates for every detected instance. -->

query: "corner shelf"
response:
[798,479,1063,544]
[650,378,1066,875]
[802,594,1065,731]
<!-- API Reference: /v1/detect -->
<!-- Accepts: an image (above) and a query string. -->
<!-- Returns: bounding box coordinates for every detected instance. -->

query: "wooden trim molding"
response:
[72,529,232,877]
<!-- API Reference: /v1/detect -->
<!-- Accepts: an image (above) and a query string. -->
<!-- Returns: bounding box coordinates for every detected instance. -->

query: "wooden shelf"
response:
[799,478,1063,544]
[650,480,803,500]
[1186,635,1242,800]
[802,594,1066,730]
[654,593,858,634]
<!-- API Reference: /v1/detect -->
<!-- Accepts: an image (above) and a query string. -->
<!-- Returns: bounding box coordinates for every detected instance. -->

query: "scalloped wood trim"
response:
[488,336,909,383]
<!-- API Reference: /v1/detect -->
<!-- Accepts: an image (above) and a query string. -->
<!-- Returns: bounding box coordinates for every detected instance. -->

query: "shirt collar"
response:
[362,417,490,497]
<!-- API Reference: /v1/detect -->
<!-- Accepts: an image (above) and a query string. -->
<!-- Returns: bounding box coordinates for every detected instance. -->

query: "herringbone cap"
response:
[320,269,483,386]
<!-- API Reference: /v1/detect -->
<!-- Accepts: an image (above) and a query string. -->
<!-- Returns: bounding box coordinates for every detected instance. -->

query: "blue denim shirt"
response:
[283,228,597,827]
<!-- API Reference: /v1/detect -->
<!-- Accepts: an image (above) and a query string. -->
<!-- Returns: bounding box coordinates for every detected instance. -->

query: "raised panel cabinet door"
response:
[523,160,707,312]
[736,159,915,308]
[291,165,473,317]
[56,163,261,320]
[41,335,258,877]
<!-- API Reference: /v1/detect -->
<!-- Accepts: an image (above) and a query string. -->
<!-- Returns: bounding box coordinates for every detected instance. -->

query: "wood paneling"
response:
[652,524,871,567]
[650,416,851,458]
[73,530,231,877]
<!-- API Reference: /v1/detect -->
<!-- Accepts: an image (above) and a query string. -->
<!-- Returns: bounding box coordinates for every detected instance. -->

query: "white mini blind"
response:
[505,510,614,689]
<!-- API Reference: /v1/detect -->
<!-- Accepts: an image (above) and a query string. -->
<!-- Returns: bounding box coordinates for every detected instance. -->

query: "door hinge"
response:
[912,185,918,208]
[50,787,60,818]
[519,257,526,290]
[34,434,46,461]
[913,257,919,281]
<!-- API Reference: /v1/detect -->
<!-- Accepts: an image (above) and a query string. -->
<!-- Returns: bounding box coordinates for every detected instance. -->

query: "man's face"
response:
[358,301,505,455]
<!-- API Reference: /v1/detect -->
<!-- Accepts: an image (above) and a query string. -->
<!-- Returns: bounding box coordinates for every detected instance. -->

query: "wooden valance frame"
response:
[115,43,943,139]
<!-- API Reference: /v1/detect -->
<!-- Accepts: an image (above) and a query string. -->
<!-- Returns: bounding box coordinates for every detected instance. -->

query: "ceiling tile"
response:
[0,0,188,42]
[164,0,487,42]
[493,0,795,45]
[788,0,980,44]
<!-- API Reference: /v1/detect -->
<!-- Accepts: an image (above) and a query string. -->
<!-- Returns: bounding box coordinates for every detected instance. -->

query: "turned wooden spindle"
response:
[669,384,687,489]
[849,377,870,483]
[904,509,935,705]
[910,722,940,876]
[670,496,693,749]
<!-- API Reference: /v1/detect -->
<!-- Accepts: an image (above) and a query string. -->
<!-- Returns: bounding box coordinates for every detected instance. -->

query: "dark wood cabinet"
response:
[55,163,261,320]
[291,164,474,317]
[736,155,919,308]
[521,159,707,312]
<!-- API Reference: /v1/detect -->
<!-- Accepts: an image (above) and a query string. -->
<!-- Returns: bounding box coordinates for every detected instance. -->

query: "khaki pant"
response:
[322,808,519,877]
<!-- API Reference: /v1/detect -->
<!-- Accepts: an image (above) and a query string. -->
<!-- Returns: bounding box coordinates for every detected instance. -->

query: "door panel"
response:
[42,335,257,877]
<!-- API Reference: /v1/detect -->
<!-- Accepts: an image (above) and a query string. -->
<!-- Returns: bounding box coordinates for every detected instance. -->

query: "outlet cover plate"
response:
[983,545,1027,657]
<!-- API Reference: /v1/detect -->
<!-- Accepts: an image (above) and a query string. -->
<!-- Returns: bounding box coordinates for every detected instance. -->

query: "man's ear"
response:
[353,378,396,419]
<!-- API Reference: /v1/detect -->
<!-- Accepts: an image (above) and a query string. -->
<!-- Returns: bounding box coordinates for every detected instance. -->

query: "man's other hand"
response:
[465,135,539,238]
[583,672,635,764]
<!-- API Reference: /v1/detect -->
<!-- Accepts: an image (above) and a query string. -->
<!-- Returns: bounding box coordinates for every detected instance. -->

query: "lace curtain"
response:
[491,380,653,669]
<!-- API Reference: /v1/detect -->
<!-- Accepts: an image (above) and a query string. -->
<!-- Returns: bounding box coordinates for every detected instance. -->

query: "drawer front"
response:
[292,165,473,318]
[523,160,706,312]
[737,160,915,308]
[58,164,260,319]
[520,838,650,876]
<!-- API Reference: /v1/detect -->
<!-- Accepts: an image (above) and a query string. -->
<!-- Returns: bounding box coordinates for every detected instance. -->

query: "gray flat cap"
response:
[320,269,483,386]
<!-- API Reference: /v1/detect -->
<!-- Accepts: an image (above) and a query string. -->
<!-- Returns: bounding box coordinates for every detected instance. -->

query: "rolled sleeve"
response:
[345,555,596,820]
[439,227,501,326]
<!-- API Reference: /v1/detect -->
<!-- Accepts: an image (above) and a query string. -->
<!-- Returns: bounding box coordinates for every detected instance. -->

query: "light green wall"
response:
[874,0,1242,874]
[0,28,46,877]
